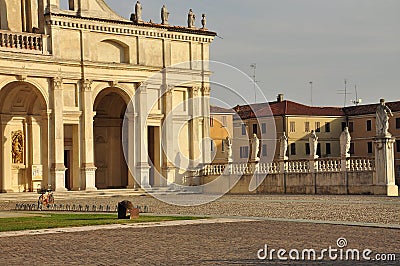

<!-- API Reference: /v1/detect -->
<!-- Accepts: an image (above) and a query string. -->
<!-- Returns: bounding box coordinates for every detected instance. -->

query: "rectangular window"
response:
[315,122,321,132]
[183,91,187,111]
[221,140,225,152]
[241,124,246,135]
[326,143,331,155]
[325,122,331,133]
[240,146,249,158]
[317,143,321,157]
[221,116,227,127]
[396,165,400,178]
[349,122,354,133]
[211,140,214,152]
[397,140,400,153]
[396,118,400,129]
[261,123,267,134]
[290,143,296,155]
[253,124,258,134]
[210,116,214,127]
[367,120,372,132]
[262,144,267,157]
[305,143,310,155]
[342,122,347,131]
[304,122,310,132]
[367,142,373,154]
[290,122,296,133]
[350,143,355,155]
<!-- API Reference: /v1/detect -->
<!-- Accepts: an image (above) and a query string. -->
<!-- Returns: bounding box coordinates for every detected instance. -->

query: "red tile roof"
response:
[344,101,400,116]
[234,100,344,119]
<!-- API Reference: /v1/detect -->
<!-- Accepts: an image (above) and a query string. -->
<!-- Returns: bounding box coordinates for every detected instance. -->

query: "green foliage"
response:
[0,213,202,232]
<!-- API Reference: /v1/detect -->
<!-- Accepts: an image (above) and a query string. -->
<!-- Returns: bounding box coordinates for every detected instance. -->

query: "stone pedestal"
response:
[81,164,97,191]
[136,163,151,189]
[374,136,398,197]
[52,164,67,192]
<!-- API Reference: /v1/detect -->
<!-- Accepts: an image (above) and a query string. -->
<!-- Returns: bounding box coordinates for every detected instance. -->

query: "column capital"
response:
[52,76,63,90]
[202,86,211,95]
[81,79,93,91]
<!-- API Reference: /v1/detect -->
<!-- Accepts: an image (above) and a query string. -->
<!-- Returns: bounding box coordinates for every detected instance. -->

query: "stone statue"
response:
[161,5,169,25]
[340,127,351,158]
[12,131,24,164]
[201,14,206,29]
[309,130,319,159]
[280,132,288,160]
[250,134,260,161]
[224,136,233,163]
[188,9,195,28]
[376,99,393,136]
[135,1,143,23]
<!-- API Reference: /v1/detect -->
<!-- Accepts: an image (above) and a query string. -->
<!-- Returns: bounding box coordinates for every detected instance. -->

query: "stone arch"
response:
[0,80,49,192]
[93,87,131,189]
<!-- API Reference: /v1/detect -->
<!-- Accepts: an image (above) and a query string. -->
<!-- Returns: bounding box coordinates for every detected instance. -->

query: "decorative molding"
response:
[48,17,215,43]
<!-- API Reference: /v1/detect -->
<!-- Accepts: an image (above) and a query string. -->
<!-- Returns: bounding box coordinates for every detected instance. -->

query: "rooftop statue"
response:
[280,132,288,160]
[201,14,207,29]
[251,134,260,162]
[188,9,195,28]
[135,1,143,23]
[161,5,169,25]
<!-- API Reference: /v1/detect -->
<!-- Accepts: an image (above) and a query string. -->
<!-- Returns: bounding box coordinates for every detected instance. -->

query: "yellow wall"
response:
[210,114,233,163]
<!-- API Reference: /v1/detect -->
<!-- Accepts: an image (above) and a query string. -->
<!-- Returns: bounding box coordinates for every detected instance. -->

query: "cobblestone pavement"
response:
[0,220,399,265]
[1,193,399,225]
[1,193,399,265]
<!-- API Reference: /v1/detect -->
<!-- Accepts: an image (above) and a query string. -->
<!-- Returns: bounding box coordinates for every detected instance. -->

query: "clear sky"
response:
[102,0,400,107]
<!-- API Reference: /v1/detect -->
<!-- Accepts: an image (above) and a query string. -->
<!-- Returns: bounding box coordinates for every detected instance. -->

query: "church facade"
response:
[0,0,215,192]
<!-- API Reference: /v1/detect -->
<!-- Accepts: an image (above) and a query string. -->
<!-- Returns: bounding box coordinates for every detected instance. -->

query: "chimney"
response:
[277,94,284,102]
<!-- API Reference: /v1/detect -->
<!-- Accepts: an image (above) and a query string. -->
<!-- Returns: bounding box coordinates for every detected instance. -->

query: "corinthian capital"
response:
[82,79,93,91]
[52,76,63,89]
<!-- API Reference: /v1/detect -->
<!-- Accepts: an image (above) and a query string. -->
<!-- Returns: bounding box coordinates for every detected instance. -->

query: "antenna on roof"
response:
[250,63,259,103]
[352,85,362,106]
[337,79,352,108]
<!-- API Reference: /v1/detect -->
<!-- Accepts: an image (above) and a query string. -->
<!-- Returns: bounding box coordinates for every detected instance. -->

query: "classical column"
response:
[374,136,398,196]
[188,86,201,185]
[80,79,97,191]
[126,111,138,189]
[135,83,150,188]
[0,116,12,192]
[201,85,212,164]
[161,85,176,186]
[51,76,67,192]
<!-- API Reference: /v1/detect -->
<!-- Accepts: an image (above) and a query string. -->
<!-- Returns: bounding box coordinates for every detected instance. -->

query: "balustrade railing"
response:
[199,157,375,177]
[0,30,43,53]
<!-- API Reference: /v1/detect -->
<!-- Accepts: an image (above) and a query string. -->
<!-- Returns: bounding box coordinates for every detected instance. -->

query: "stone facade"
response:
[0,0,216,192]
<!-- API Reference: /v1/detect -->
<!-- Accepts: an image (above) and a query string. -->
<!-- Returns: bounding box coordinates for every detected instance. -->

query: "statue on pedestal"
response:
[161,5,169,25]
[280,132,288,160]
[224,136,233,163]
[309,130,318,159]
[250,134,260,161]
[188,9,195,28]
[340,127,351,158]
[376,99,393,137]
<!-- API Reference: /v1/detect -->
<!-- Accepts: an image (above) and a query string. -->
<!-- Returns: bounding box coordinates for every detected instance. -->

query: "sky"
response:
[101,0,400,107]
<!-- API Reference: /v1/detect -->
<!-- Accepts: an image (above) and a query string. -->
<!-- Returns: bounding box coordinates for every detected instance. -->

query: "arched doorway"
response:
[94,89,128,189]
[0,81,48,192]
